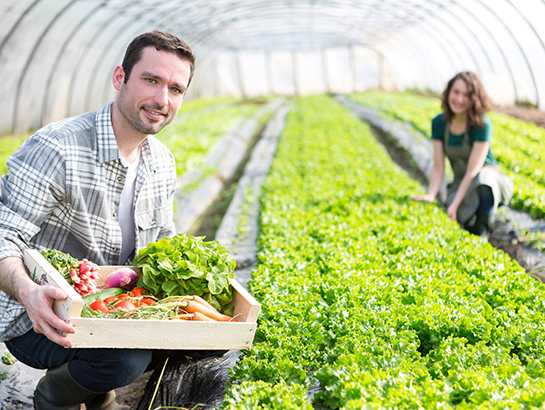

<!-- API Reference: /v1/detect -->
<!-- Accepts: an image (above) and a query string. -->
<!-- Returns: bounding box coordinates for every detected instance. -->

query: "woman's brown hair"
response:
[441,71,491,128]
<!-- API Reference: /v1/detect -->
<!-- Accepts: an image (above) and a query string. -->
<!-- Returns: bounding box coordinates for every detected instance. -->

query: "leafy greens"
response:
[134,233,236,312]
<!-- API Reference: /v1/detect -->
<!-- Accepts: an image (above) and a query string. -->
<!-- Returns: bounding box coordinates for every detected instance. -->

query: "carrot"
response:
[191,311,216,321]
[191,295,217,311]
[183,300,233,322]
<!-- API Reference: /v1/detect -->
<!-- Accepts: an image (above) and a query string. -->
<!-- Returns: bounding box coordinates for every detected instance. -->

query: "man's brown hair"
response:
[441,71,491,128]
[122,30,196,87]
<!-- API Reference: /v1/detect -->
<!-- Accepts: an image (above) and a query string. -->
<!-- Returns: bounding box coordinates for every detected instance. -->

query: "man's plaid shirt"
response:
[0,103,177,341]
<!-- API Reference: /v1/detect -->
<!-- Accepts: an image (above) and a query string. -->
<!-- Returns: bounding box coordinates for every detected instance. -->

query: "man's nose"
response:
[154,86,169,106]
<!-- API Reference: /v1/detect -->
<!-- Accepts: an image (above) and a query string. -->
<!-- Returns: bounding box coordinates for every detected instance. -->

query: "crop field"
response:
[2,94,544,409]
[349,91,545,219]
[222,95,545,409]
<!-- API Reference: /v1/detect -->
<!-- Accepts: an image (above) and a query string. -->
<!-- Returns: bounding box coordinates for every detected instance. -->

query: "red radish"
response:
[79,263,90,274]
[75,282,88,291]
[69,269,80,284]
[104,268,139,290]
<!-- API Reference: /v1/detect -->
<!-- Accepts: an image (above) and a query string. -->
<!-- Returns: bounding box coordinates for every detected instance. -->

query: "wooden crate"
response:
[23,249,261,350]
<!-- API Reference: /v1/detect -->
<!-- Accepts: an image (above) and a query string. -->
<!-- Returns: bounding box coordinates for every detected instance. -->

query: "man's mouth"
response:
[143,107,167,119]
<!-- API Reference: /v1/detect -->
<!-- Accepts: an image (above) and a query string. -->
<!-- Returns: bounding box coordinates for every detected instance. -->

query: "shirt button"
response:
[117,176,123,182]
[113,212,118,218]
[151,220,156,225]
[112,247,118,252]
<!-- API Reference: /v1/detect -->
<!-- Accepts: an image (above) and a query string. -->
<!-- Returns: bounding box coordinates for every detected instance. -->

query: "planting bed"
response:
[221,95,545,409]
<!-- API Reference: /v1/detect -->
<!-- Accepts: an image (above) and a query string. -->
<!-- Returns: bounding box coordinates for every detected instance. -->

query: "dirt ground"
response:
[113,373,152,408]
[492,104,545,128]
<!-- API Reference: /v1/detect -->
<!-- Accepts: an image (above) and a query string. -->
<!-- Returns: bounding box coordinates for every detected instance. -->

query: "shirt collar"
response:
[96,102,119,164]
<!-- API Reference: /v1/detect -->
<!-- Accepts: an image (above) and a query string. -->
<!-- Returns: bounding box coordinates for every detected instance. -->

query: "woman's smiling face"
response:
[448,78,472,116]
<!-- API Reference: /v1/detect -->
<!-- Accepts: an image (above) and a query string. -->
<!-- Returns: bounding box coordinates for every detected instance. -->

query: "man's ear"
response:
[112,65,126,91]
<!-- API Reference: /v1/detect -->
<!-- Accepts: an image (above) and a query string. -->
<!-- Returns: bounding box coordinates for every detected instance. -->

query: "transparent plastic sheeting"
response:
[1,0,545,135]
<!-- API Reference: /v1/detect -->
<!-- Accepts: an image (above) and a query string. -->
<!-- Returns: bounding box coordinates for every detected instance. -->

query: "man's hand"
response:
[0,256,75,348]
[21,284,75,348]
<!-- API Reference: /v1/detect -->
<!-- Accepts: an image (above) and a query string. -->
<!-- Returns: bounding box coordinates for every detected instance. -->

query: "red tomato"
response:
[116,293,131,300]
[138,298,155,307]
[103,296,118,305]
[130,288,146,297]
[90,300,110,314]
[114,300,137,311]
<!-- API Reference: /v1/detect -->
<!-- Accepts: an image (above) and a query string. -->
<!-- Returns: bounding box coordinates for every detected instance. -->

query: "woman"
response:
[413,71,513,238]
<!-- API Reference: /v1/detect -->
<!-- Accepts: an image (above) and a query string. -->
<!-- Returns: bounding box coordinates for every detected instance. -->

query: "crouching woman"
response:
[413,71,513,239]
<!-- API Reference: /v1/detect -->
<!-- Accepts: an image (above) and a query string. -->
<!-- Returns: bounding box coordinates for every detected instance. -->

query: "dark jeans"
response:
[477,185,494,215]
[5,329,152,392]
[5,329,228,393]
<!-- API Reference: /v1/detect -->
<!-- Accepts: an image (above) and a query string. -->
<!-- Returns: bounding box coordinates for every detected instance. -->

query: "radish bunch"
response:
[39,249,100,297]
[69,259,98,296]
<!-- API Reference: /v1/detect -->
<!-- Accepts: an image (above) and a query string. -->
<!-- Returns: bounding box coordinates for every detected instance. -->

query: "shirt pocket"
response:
[135,207,168,239]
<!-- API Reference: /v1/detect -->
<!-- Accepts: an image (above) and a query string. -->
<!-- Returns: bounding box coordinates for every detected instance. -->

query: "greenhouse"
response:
[1,0,545,409]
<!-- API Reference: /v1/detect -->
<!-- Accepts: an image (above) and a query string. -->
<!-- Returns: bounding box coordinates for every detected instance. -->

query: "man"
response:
[0,30,195,409]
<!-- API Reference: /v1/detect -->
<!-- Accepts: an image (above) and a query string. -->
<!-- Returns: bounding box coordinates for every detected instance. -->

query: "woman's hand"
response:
[413,141,445,205]
[412,194,435,203]
[447,203,459,221]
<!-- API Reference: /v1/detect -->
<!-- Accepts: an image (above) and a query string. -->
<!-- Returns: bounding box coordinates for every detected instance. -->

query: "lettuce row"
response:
[221,95,545,409]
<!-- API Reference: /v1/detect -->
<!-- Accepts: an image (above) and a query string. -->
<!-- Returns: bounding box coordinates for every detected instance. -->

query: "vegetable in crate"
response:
[104,267,139,290]
[39,249,99,296]
[133,233,236,313]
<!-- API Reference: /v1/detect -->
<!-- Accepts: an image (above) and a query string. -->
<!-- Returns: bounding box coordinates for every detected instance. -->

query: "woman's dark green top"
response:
[431,113,498,165]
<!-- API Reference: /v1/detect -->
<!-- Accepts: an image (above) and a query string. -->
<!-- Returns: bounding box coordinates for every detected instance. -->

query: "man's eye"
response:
[171,87,182,94]
[146,78,156,84]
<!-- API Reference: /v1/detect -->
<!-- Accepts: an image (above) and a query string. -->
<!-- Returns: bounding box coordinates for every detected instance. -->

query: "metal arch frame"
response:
[0,0,41,58]
[83,1,187,112]
[413,0,492,77]
[474,0,539,106]
[12,0,78,133]
[41,1,107,125]
[4,0,545,133]
[449,0,520,102]
[65,2,143,115]
[94,2,201,107]
[369,34,435,91]
[178,8,438,95]
[37,0,495,114]
[164,1,487,94]
[164,1,427,50]
[386,1,471,81]
[112,5,384,97]
[496,0,545,107]
[510,0,545,71]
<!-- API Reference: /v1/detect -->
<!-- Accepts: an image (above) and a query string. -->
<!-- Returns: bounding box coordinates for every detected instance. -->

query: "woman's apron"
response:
[444,125,514,225]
